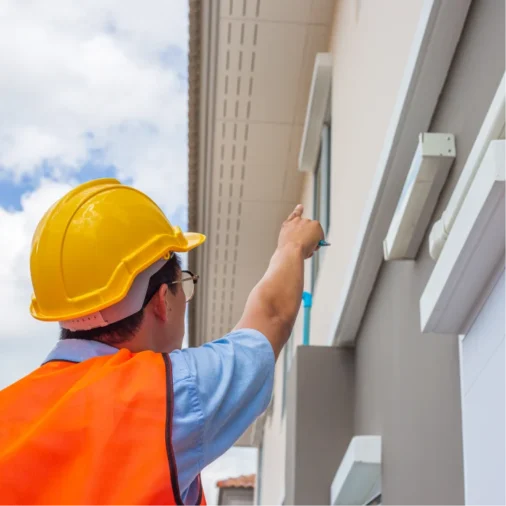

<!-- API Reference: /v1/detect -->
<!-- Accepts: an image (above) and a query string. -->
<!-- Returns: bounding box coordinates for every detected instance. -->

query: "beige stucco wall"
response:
[310,0,425,345]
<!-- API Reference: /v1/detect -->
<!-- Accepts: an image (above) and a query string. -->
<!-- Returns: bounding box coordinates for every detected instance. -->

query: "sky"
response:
[0,1,255,503]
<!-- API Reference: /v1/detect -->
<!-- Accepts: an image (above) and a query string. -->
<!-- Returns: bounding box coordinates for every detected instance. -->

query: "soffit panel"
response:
[235,201,294,265]
[240,122,292,201]
[215,19,257,122]
[211,121,292,204]
[253,0,312,23]
[196,0,334,351]
[221,0,311,23]
[202,201,294,341]
[282,125,306,202]
[247,22,307,123]
[309,0,337,24]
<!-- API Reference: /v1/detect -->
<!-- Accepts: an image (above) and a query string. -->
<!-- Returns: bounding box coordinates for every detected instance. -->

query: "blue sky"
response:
[0,160,117,211]
[0,162,188,228]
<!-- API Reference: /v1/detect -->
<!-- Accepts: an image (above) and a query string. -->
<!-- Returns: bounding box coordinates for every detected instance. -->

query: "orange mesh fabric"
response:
[0,349,205,505]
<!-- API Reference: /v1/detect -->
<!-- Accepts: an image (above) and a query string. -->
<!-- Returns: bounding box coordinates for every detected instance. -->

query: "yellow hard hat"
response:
[30,178,206,323]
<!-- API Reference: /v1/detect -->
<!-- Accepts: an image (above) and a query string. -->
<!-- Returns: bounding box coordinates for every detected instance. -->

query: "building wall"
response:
[310,0,425,345]
[284,346,354,505]
[354,0,505,503]
[259,0,505,504]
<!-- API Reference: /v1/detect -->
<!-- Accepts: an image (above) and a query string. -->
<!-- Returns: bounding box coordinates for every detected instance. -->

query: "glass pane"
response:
[312,151,322,292]
[320,124,331,235]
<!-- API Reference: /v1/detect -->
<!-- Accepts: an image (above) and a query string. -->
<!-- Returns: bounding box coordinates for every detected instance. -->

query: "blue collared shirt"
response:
[43,329,275,504]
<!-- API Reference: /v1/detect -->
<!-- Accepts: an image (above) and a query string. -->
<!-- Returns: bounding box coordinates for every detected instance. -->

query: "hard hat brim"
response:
[181,232,206,252]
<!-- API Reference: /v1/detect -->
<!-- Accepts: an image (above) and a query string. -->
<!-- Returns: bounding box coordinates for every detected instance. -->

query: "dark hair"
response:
[60,254,181,344]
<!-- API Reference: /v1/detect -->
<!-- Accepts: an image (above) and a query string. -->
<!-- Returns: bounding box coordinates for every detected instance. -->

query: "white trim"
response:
[420,140,505,334]
[429,74,506,260]
[457,335,468,497]
[298,53,333,173]
[330,436,382,506]
[193,0,220,347]
[328,0,472,346]
[383,133,456,260]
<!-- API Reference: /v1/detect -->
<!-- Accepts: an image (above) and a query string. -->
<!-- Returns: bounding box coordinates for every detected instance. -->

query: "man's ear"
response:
[150,284,170,322]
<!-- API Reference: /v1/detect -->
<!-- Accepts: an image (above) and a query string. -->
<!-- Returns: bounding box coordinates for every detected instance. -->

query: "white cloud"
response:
[0,180,72,343]
[0,184,59,387]
[0,0,189,215]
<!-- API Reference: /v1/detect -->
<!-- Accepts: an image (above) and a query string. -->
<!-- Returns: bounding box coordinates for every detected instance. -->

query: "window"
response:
[312,123,331,291]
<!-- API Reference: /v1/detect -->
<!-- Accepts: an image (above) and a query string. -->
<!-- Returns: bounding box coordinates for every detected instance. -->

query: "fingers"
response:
[287,204,304,222]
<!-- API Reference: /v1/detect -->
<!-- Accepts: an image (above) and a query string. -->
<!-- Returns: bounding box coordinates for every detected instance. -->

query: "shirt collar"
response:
[43,339,119,365]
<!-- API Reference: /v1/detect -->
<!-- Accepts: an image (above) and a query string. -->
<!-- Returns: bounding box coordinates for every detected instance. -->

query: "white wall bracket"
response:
[383,133,456,260]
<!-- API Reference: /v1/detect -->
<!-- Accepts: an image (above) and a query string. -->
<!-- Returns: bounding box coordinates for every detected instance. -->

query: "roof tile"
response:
[216,474,256,489]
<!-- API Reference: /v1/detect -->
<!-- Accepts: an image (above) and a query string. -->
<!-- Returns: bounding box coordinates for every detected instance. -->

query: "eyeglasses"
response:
[169,270,199,302]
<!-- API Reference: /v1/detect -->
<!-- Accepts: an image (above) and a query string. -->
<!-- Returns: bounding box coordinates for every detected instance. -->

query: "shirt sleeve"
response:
[169,328,275,495]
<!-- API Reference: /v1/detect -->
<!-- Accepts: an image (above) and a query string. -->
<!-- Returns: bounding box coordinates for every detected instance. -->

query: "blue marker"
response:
[318,240,331,247]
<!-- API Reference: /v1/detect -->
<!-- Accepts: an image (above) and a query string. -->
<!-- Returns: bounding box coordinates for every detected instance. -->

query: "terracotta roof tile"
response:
[216,474,256,489]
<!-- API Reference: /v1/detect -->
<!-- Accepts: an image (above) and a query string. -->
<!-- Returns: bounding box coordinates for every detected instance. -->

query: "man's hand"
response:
[278,205,324,259]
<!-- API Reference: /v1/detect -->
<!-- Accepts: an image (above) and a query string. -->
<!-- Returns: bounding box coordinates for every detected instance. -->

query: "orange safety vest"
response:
[0,348,206,505]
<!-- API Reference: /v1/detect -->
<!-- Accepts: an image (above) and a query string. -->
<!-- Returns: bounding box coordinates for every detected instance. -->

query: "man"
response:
[0,178,323,505]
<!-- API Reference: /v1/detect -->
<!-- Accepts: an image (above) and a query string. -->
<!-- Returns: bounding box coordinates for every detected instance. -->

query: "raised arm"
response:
[234,204,324,359]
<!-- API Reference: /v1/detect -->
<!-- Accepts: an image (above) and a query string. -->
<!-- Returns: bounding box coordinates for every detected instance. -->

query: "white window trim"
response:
[330,436,382,506]
[420,139,505,334]
[299,53,332,173]
[312,123,331,290]
[327,0,472,347]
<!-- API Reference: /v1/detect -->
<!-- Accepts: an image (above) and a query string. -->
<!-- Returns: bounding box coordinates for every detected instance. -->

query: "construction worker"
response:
[0,178,324,505]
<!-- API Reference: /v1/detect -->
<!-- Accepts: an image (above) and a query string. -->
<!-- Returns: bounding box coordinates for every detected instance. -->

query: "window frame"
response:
[312,122,331,291]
